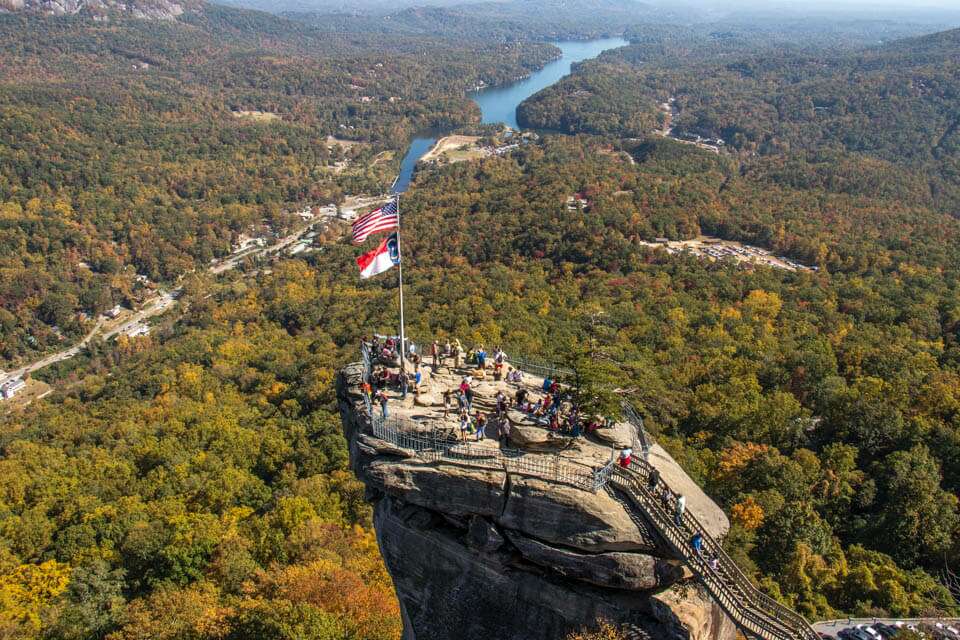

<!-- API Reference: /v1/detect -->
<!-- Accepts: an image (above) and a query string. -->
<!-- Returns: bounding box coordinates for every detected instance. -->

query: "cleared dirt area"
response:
[420,135,487,164]
[2,378,52,413]
[326,136,367,151]
[639,236,813,272]
[231,110,281,122]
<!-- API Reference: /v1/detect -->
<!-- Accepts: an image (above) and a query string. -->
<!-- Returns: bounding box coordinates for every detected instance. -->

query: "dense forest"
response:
[518,25,960,215]
[323,134,960,620]
[5,130,960,636]
[3,1,960,637]
[0,4,555,364]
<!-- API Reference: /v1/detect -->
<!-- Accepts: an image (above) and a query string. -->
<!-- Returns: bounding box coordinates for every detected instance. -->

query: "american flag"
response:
[352,199,399,245]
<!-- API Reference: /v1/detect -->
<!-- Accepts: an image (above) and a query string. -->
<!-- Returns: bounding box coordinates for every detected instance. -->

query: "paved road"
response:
[1,317,104,386]
[1,218,327,389]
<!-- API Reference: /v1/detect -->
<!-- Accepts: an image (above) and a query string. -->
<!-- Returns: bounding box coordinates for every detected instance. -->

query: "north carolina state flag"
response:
[356,233,400,279]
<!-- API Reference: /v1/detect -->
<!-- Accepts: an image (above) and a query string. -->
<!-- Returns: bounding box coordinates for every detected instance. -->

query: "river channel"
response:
[393,37,628,193]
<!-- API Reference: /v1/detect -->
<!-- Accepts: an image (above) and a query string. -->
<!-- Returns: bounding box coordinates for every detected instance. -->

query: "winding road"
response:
[0,217,327,390]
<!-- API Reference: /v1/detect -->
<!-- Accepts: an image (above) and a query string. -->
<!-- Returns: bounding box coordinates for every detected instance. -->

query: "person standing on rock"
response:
[675,494,687,527]
[493,346,506,378]
[377,390,389,419]
[443,390,453,418]
[400,373,409,400]
[465,386,475,414]
[498,417,511,448]
[453,339,462,369]
[459,410,470,442]
[475,412,487,441]
[495,391,507,419]
[431,341,440,371]
[476,345,487,370]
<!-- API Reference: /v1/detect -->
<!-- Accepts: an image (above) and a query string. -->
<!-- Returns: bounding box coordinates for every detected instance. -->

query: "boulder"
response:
[337,367,736,640]
[506,409,531,425]
[651,584,738,640]
[364,459,507,518]
[593,421,635,448]
[358,434,417,459]
[504,530,683,591]
[414,393,438,407]
[508,423,569,451]
[375,497,729,640]
[498,476,664,554]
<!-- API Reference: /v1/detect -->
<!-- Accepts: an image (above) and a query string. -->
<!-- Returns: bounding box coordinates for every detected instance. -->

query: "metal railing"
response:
[505,352,574,381]
[622,401,652,458]
[396,337,573,381]
[610,462,819,640]
[364,404,614,493]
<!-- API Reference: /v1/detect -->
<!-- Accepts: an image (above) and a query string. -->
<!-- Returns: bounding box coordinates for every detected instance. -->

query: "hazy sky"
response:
[685,0,960,10]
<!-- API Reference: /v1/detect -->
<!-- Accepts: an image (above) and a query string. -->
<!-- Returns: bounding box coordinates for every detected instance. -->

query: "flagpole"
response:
[395,192,407,374]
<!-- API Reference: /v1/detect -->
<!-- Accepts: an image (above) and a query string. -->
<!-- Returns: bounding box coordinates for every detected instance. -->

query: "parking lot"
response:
[815,619,960,640]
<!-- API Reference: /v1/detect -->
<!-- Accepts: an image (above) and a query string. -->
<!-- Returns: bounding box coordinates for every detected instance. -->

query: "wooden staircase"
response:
[609,464,819,640]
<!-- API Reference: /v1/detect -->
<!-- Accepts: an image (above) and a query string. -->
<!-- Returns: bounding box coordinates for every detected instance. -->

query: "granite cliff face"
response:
[0,0,199,19]
[337,363,736,640]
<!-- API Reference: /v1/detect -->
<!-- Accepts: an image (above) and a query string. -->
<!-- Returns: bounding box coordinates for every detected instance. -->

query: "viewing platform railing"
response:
[360,340,615,492]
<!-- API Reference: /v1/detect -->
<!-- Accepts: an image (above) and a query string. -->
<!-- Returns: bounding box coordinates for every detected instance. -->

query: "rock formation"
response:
[338,362,736,640]
[0,0,199,19]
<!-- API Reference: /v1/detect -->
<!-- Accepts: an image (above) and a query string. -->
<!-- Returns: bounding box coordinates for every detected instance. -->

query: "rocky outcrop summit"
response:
[0,0,199,19]
[338,360,736,640]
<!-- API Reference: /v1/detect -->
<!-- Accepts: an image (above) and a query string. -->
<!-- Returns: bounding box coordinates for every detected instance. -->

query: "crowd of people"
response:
[362,334,595,444]
[361,334,727,584]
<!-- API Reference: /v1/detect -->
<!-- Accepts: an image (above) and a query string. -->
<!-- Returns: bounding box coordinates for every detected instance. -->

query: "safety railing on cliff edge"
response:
[368,412,615,494]
[621,401,652,460]
[374,335,575,382]
[362,341,613,492]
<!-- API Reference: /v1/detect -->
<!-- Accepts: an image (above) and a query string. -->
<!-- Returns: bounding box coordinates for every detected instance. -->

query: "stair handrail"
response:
[612,463,819,640]
[612,469,791,638]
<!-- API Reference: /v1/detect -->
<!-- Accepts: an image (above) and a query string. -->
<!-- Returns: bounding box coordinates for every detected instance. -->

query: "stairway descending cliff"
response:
[609,462,819,640]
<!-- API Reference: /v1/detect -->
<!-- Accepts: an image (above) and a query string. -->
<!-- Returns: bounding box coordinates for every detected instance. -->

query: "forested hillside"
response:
[3,3,960,638]
[339,136,960,619]
[0,4,554,365]
[519,25,960,216]
[287,0,671,41]
[6,131,960,636]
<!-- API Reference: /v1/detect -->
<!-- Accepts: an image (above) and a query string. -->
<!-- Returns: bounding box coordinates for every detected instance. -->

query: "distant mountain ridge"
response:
[0,0,201,19]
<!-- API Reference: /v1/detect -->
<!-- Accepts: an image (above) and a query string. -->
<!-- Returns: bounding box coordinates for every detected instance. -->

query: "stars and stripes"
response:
[352,198,399,245]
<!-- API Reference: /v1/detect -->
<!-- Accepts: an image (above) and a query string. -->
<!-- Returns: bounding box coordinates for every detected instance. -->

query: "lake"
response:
[393,37,628,193]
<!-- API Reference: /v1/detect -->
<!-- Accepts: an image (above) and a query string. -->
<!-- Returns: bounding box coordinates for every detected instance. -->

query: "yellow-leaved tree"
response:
[0,560,70,636]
